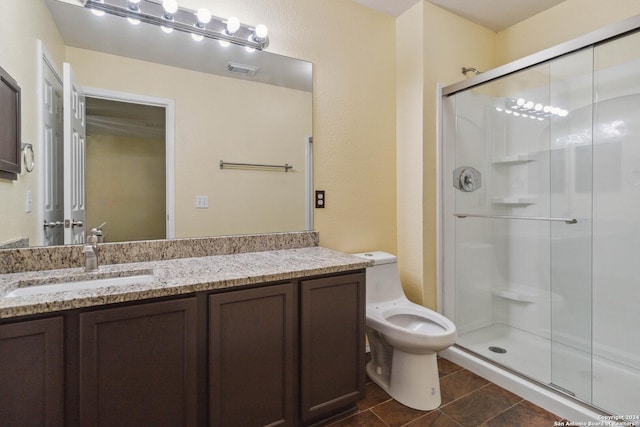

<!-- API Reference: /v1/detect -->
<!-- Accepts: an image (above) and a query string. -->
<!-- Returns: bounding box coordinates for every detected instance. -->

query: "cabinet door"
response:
[209,283,296,427]
[300,272,366,424]
[0,317,64,427]
[79,298,198,427]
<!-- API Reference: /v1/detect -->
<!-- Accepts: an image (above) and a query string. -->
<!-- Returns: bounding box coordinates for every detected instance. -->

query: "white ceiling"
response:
[353,0,567,32]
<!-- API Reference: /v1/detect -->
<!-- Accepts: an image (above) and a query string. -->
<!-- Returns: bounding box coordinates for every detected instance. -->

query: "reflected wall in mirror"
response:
[0,0,312,248]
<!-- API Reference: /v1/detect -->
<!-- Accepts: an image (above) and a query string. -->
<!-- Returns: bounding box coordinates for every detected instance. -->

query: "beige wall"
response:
[396,1,495,308]
[396,3,426,303]
[175,0,398,254]
[86,134,166,242]
[496,0,640,65]
[0,1,64,246]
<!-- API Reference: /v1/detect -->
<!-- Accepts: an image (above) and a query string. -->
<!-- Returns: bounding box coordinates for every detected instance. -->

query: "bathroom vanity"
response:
[0,232,369,426]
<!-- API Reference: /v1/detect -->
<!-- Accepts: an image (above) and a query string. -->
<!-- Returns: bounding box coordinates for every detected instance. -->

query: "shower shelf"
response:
[491,196,537,205]
[492,285,563,304]
[492,154,536,165]
[493,288,537,303]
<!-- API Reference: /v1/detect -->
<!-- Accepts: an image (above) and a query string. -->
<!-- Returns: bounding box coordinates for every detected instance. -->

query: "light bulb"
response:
[219,39,230,47]
[226,16,240,35]
[516,98,525,106]
[162,0,178,15]
[524,101,534,109]
[543,105,551,113]
[161,25,173,34]
[534,103,543,111]
[254,24,268,40]
[196,8,211,26]
[191,33,203,41]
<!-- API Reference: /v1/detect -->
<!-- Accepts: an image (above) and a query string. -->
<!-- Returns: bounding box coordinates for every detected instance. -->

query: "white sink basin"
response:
[4,273,154,298]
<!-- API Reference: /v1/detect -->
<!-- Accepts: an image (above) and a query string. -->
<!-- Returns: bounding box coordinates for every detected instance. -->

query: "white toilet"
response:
[353,251,456,411]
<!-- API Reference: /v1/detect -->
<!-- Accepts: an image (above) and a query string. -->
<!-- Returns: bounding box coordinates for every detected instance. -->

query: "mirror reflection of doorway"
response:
[85,97,166,243]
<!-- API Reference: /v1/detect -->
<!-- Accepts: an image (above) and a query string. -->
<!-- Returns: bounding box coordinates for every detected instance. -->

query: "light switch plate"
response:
[195,195,209,209]
[25,190,32,213]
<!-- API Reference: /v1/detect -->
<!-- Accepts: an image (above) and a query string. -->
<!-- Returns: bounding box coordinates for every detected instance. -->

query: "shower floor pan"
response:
[456,324,640,418]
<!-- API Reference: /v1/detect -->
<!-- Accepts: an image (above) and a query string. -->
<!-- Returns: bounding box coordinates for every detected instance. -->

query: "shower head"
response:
[462,67,482,77]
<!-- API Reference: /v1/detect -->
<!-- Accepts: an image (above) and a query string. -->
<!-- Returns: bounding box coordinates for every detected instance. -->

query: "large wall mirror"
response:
[1,0,312,248]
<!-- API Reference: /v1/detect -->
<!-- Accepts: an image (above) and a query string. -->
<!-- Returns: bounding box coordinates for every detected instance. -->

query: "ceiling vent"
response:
[227,62,259,76]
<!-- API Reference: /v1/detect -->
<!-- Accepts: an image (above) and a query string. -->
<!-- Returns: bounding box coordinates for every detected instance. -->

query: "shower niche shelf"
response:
[492,153,537,165]
[491,196,537,205]
[492,285,563,304]
[493,287,537,303]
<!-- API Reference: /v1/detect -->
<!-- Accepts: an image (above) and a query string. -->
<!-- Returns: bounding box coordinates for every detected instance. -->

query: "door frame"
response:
[82,87,176,239]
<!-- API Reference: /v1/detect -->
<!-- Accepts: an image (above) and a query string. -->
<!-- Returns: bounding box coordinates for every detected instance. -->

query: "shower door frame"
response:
[437,13,640,421]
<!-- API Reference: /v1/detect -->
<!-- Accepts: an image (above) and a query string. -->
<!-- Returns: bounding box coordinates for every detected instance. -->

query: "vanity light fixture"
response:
[83,0,270,50]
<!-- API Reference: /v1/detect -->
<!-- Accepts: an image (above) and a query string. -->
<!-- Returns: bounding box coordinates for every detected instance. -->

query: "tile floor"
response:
[326,357,564,427]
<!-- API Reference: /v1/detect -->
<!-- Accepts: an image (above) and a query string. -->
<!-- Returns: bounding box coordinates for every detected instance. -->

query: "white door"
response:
[42,56,64,246]
[63,63,86,244]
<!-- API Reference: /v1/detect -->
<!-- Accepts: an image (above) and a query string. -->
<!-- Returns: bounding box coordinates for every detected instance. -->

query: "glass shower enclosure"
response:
[441,24,640,417]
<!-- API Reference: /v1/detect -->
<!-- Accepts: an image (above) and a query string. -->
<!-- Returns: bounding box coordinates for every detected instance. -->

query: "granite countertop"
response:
[0,247,371,319]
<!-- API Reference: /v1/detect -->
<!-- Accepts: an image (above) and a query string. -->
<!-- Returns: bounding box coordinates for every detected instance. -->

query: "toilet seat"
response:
[367,298,456,354]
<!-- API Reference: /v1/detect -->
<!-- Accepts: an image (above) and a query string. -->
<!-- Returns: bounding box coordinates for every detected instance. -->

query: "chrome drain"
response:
[489,346,507,354]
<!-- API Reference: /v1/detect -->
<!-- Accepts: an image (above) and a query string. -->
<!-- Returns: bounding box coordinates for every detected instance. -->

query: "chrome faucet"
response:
[83,228,100,272]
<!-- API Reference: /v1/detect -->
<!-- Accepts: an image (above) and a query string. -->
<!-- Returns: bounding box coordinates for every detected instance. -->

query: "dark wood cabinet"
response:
[78,298,198,427]
[209,272,365,426]
[300,272,366,424]
[0,270,364,427]
[0,316,64,427]
[209,283,297,426]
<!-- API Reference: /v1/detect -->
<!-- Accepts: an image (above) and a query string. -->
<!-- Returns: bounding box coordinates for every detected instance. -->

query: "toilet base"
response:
[366,350,442,411]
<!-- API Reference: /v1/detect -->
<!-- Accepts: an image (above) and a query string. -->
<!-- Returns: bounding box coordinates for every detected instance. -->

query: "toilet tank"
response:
[352,252,405,304]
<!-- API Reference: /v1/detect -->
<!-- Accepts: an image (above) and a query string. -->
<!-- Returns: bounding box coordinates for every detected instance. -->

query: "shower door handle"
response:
[453,166,481,192]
